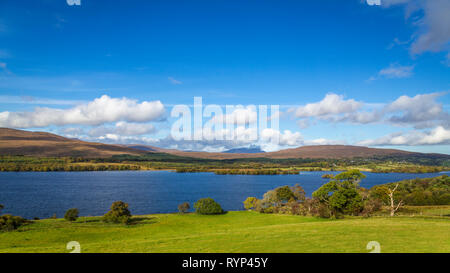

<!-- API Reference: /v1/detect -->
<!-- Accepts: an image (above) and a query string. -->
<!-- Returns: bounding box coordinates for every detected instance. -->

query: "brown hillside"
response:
[0,128,147,158]
[125,144,417,159]
[1,128,443,160]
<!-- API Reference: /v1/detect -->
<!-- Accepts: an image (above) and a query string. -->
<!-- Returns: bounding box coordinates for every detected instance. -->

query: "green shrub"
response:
[243,197,258,210]
[103,201,132,224]
[178,202,190,213]
[276,186,295,202]
[262,206,275,214]
[64,208,79,222]
[194,198,224,215]
[0,214,26,232]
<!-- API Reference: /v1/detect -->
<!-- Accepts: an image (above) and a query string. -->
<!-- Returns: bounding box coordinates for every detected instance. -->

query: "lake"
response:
[0,171,446,219]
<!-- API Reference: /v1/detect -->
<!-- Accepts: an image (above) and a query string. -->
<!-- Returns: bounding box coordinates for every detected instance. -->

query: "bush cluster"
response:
[178,202,190,213]
[103,201,132,224]
[194,198,224,215]
[371,175,450,206]
[0,214,26,231]
[245,171,384,218]
[64,208,79,222]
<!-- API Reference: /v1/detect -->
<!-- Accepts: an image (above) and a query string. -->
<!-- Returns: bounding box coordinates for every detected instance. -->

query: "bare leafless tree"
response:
[387,183,403,217]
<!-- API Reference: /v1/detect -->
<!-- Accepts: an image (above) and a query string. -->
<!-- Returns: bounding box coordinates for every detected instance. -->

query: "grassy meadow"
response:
[1,210,449,253]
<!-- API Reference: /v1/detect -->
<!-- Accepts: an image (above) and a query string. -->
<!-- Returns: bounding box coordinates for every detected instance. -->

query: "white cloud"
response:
[97,134,159,144]
[292,92,448,129]
[210,106,258,125]
[357,126,450,146]
[88,121,156,137]
[366,0,381,6]
[168,76,182,85]
[374,0,450,58]
[294,93,362,118]
[260,128,303,146]
[387,92,448,128]
[377,64,414,79]
[304,138,346,146]
[0,95,165,128]
[408,0,450,55]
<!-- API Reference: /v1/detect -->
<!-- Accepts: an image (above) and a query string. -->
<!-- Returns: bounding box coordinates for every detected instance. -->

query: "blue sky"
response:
[0,0,449,153]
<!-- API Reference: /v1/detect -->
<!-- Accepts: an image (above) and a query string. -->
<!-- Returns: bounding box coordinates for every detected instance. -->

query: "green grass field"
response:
[1,211,449,253]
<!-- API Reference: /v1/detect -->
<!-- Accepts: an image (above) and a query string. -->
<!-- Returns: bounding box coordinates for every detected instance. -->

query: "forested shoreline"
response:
[0,154,448,174]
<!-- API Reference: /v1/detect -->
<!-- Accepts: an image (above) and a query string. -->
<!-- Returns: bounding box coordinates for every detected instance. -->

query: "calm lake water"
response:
[0,171,446,219]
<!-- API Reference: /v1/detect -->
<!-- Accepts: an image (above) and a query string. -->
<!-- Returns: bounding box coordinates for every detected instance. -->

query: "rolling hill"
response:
[0,128,147,158]
[0,128,448,160]
[130,144,419,160]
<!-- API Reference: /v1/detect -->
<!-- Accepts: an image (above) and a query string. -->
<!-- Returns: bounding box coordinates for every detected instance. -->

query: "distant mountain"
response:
[150,144,422,160]
[1,128,448,161]
[124,141,448,160]
[224,146,264,154]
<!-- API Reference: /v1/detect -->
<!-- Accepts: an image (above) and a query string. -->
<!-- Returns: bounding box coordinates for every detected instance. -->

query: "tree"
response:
[334,169,366,185]
[103,201,132,224]
[276,186,295,203]
[328,187,363,216]
[291,184,306,202]
[312,170,366,217]
[243,197,258,210]
[64,208,79,222]
[178,202,190,213]
[262,189,278,205]
[312,180,338,203]
[0,204,3,214]
[386,183,403,216]
[194,198,223,215]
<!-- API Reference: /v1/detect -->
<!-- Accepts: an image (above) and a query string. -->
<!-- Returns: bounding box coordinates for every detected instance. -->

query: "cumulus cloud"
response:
[408,0,450,55]
[292,92,448,129]
[0,95,165,128]
[304,138,346,146]
[387,92,449,128]
[293,93,380,127]
[372,0,450,59]
[357,126,450,146]
[294,93,362,118]
[260,129,303,146]
[88,121,156,137]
